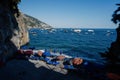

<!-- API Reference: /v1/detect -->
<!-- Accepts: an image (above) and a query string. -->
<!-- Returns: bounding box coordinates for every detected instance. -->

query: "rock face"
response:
[100,4,120,63]
[0,4,18,62]
[11,13,29,49]
[109,4,120,63]
[12,13,52,49]
[0,3,52,62]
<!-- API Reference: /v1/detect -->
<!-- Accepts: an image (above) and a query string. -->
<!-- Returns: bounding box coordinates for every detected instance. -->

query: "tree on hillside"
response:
[112,4,120,24]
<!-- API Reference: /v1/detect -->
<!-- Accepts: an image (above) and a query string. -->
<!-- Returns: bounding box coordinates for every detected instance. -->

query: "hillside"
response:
[22,14,52,29]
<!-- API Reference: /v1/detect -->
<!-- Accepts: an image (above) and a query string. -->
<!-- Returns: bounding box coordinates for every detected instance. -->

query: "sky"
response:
[19,0,120,28]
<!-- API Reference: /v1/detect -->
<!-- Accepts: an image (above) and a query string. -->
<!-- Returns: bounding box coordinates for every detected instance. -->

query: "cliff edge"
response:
[12,12,52,49]
[0,1,52,62]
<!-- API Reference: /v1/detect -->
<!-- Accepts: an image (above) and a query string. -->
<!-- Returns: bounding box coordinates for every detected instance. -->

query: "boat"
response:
[48,28,56,33]
[88,29,94,32]
[107,30,111,33]
[73,29,82,33]
[106,30,113,36]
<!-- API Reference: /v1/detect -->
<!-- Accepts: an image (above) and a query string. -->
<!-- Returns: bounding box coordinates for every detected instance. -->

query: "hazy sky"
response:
[19,0,120,28]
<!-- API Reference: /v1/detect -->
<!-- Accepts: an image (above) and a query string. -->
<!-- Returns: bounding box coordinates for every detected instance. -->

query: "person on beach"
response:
[54,55,105,77]
[53,55,83,69]
[54,55,107,79]
[15,49,34,59]
[16,49,59,65]
[16,49,52,57]
[16,49,50,59]
[54,55,104,70]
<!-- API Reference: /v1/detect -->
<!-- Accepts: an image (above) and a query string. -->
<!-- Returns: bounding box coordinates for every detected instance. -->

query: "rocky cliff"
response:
[13,13,52,49]
[100,4,120,63]
[0,3,18,63]
[24,14,52,29]
[0,1,52,63]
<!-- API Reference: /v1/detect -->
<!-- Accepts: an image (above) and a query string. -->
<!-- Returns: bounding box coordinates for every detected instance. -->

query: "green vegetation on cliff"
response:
[22,14,52,29]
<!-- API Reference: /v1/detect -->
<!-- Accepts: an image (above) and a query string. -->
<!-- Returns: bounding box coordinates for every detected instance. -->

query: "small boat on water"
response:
[88,29,94,32]
[107,30,111,33]
[106,30,113,36]
[48,28,56,33]
[73,29,82,33]
[64,29,68,33]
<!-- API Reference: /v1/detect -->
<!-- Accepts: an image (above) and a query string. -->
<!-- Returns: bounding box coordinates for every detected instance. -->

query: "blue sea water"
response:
[29,28,116,63]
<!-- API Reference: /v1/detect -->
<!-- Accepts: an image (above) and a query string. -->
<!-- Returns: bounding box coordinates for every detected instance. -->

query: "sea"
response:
[28,28,116,63]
